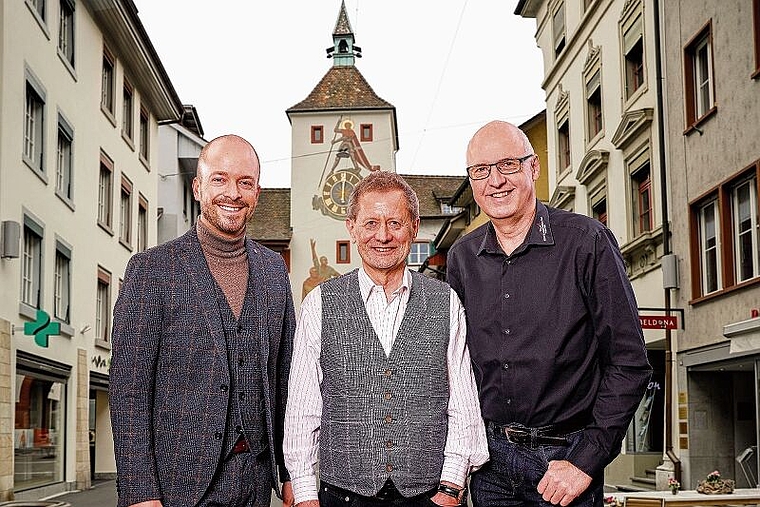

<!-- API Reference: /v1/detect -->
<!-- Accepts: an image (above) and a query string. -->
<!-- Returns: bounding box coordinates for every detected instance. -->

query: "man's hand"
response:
[295,501,319,507]
[129,501,163,507]
[537,460,592,506]
[429,481,464,507]
[282,481,295,507]
[430,491,461,506]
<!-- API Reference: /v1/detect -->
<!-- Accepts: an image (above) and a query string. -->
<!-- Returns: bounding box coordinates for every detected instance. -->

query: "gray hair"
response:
[346,171,419,222]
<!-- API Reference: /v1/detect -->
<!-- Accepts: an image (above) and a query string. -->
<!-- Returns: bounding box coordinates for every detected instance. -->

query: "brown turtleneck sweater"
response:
[196,220,249,318]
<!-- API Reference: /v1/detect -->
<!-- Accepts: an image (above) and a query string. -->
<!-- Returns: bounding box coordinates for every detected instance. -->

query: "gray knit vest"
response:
[217,287,267,458]
[319,270,450,497]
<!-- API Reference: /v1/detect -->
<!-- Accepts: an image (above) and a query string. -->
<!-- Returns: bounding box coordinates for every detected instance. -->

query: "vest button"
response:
[386,464,393,472]
[384,392,392,400]
[239,357,244,366]
[220,384,228,392]
[384,415,392,423]
[236,425,243,434]
[214,432,223,440]
[239,393,245,400]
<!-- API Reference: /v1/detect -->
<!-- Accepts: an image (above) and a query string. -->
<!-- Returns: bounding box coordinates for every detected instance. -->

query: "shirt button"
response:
[504,293,510,299]
[384,392,392,400]
[386,464,393,472]
[220,384,228,392]
[503,363,509,370]
[384,369,392,377]
[503,329,511,335]
[506,398,512,405]
[386,440,393,448]
[384,415,392,423]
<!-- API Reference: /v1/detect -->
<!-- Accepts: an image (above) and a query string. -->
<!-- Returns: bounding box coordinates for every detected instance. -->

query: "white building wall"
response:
[289,109,397,306]
[0,0,178,497]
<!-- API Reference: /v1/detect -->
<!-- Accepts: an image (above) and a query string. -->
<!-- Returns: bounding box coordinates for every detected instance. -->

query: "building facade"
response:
[0,0,181,500]
[663,0,760,489]
[157,105,205,245]
[516,0,670,490]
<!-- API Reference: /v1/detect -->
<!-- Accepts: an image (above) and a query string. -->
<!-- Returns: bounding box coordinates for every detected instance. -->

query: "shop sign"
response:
[24,309,60,347]
[639,315,678,330]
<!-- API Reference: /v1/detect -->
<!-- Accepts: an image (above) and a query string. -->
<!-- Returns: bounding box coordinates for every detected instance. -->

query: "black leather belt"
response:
[488,417,586,448]
[321,480,437,503]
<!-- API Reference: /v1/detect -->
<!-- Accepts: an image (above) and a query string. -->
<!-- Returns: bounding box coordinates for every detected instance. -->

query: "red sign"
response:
[639,315,678,330]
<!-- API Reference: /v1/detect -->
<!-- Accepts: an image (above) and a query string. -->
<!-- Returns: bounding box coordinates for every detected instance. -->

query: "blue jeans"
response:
[471,425,603,507]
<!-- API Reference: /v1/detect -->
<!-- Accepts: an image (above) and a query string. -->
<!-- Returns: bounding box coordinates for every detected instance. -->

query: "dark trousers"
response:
[470,426,603,507]
[319,480,439,507]
[197,451,273,507]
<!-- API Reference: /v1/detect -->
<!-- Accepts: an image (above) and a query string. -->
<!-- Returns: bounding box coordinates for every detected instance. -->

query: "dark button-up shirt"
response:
[446,201,652,477]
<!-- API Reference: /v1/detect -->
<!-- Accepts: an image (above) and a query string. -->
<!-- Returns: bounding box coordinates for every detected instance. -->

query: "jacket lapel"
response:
[177,229,227,352]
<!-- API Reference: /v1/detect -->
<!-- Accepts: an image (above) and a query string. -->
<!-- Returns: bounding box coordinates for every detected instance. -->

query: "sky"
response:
[132,0,547,188]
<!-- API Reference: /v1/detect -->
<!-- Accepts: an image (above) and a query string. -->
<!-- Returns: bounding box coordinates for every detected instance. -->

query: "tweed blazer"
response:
[109,228,295,507]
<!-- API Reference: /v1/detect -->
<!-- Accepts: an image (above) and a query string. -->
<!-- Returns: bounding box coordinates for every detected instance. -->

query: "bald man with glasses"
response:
[446,120,652,507]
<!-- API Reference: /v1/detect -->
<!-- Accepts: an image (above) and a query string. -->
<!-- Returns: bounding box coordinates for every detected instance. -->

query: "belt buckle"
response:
[503,426,531,445]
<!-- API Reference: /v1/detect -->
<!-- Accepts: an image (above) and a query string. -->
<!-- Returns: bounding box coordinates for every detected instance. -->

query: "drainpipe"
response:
[653,0,681,484]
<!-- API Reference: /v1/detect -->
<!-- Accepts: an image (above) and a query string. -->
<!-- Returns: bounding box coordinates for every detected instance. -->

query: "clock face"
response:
[321,170,362,219]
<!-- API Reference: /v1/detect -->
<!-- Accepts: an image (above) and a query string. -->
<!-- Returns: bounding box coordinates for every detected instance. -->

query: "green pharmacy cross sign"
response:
[24,310,61,347]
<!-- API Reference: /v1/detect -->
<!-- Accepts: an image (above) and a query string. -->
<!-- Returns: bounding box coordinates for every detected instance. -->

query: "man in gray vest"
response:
[284,171,488,507]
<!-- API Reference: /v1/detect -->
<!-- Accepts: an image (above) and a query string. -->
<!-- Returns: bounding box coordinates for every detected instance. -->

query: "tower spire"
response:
[326,0,362,66]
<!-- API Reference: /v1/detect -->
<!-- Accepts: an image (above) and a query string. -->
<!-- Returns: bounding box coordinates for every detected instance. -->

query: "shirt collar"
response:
[477,200,556,256]
[358,266,412,303]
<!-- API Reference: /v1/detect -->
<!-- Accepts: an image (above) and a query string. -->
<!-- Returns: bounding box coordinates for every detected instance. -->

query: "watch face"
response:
[322,170,362,218]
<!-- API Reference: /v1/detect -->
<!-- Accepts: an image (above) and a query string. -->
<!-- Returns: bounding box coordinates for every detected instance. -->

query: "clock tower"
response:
[286,1,398,305]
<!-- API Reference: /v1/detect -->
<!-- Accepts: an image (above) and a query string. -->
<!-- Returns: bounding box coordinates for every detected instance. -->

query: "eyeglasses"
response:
[466,154,535,180]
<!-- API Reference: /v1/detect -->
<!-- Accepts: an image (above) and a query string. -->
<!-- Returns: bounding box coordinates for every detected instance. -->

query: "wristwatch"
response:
[437,483,462,499]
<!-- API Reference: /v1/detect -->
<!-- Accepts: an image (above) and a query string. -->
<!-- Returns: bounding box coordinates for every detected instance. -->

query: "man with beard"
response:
[110,135,296,507]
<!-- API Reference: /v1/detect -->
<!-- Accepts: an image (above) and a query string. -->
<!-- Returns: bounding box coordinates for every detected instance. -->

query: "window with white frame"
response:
[592,195,607,226]
[631,161,652,236]
[689,168,759,299]
[408,242,430,266]
[732,175,759,282]
[96,267,111,343]
[21,220,43,309]
[98,153,113,229]
[54,242,71,323]
[139,108,149,163]
[698,198,722,295]
[119,176,132,246]
[137,195,148,252]
[621,2,645,100]
[558,119,571,173]
[101,48,115,115]
[28,0,46,22]
[552,2,566,57]
[685,24,715,127]
[56,114,73,202]
[24,78,46,173]
[58,0,75,67]
[586,70,603,141]
[122,81,134,141]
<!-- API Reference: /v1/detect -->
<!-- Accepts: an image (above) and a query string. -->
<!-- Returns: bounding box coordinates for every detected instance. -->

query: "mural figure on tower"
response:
[313,116,379,220]
[302,239,341,301]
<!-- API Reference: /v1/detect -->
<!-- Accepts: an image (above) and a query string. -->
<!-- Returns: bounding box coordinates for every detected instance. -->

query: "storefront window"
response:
[15,374,65,490]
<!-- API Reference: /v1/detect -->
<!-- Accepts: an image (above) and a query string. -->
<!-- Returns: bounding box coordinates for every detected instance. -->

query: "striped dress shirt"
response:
[284,267,489,504]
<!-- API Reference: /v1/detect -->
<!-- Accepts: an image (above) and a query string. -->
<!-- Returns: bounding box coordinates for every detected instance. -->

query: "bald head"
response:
[466,121,533,167]
[197,134,260,183]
